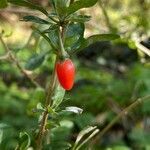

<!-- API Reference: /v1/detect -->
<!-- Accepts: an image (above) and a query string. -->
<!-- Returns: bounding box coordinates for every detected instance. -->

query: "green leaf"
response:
[75,126,97,145]
[73,126,99,150]
[66,0,98,15]
[67,14,91,23]
[0,129,3,144]
[39,38,52,52]
[49,0,56,11]
[0,0,8,8]
[33,26,57,51]
[74,113,95,129]
[22,15,51,24]
[42,25,59,33]
[48,28,59,50]
[36,103,45,112]
[72,34,120,54]
[52,84,65,109]
[19,132,31,150]
[87,34,120,44]
[65,22,85,51]
[48,12,59,22]
[54,0,69,18]
[47,126,72,150]
[46,120,59,129]
[28,87,45,113]
[47,106,56,114]
[8,0,48,15]
[25,51,48,70]
[65,106,83,114]
[0,123,10,144]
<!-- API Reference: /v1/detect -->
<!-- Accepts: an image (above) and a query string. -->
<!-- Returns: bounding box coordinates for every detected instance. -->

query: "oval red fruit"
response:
[56,59,75,90]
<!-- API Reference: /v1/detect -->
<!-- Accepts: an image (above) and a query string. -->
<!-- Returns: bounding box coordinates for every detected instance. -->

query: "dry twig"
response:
[0,35,40,87]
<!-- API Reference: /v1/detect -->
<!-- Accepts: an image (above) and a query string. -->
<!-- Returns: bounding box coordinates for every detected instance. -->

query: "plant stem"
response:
[0,35,40,87]
[92,95,150,145]
[75,129,99,150]
[135,40,150,56]
[35,57,57,149]
[58,28,68,58]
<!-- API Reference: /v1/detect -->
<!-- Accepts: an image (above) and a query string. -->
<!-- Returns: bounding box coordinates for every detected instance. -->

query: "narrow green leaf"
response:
[66,23,84,37]
[65,22,85,51]
[47,126,72,150]
[54,0,69,18]
[47,106,57,115]
[19,132,31,150]
[36,103,45,112]
[48,28,59,50]
[75,128,99,150]
[71,34,120,54]
[65,106,83,114]
[68,14,91,23]
[42,25,59,33]
[8,0,48,16]
[48,12,58,18]
[87,34,120,45]
[39,37,52,52]
[52,84,65,109]
[66,0,98,15]
[0,129,3,144]
[46,120,59,129]
[73,126,98,149]
[32,26,57,51]
[0,123,10,144]
[0,0,8,8]
[25,51,48,70]
[22,15,51,24]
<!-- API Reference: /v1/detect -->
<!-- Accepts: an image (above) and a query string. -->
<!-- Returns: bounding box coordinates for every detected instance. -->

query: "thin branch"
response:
[92,95,150,145]
[35,59,57,149]
[107,98,131,130]
[75,129,99,150]
[0,35,40,87]
[135,41,150,56]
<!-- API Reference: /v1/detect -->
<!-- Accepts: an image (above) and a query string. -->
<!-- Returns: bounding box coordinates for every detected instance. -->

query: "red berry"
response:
[56,59,75,90]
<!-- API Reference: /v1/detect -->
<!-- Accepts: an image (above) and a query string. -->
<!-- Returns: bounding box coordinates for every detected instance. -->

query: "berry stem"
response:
[58,27,68,59]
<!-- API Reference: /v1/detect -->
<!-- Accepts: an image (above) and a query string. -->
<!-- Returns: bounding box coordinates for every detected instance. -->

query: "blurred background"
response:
[0,0,150,149]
